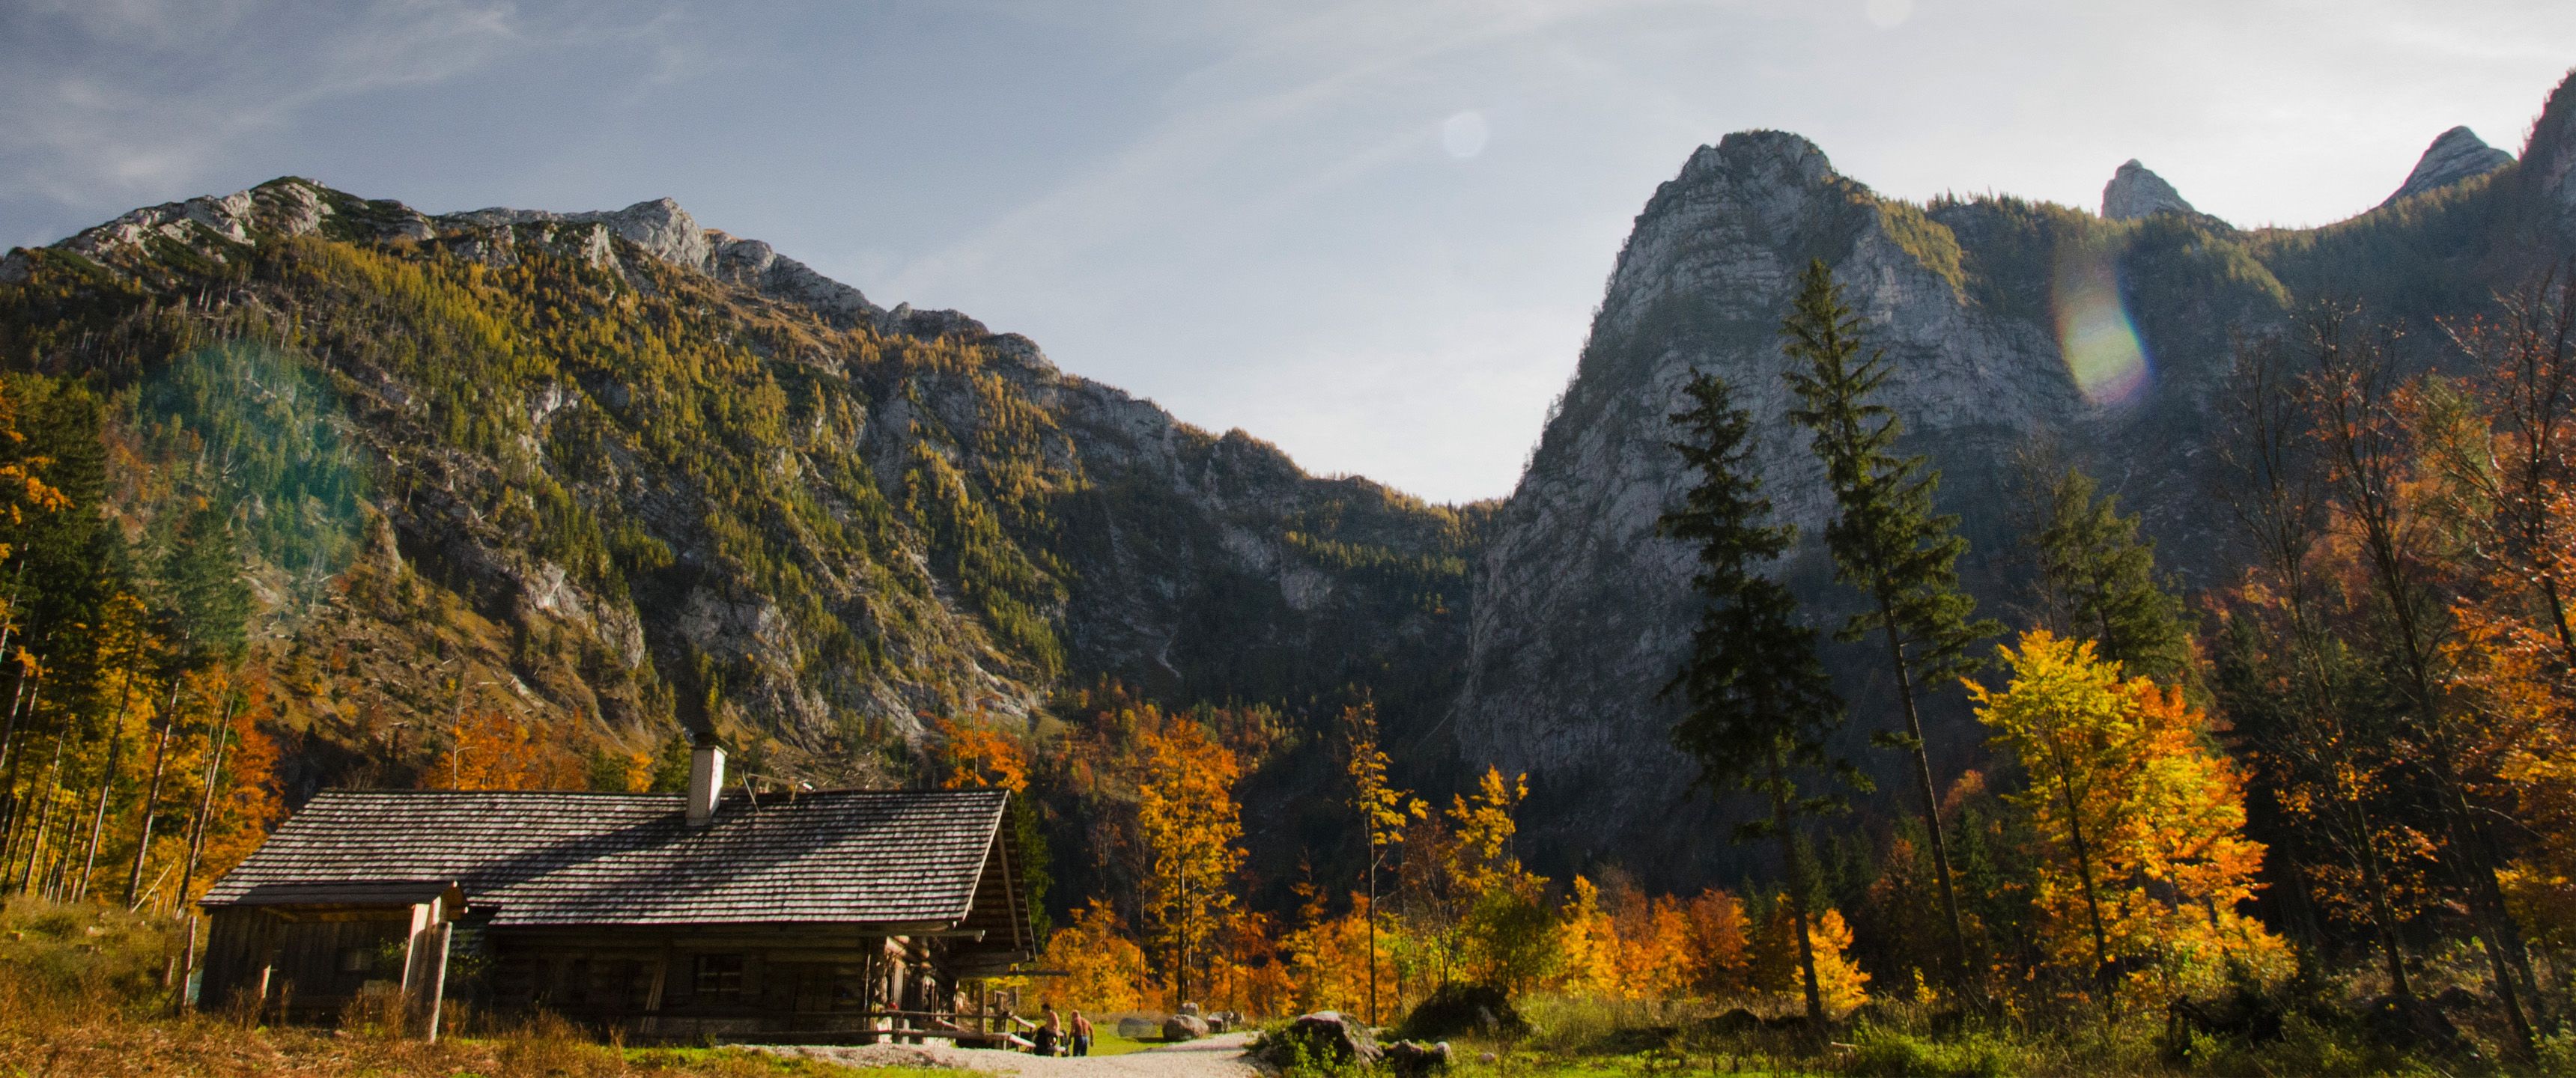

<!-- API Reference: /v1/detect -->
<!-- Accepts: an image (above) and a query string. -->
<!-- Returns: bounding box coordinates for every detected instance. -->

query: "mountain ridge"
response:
[6,67,2573,893]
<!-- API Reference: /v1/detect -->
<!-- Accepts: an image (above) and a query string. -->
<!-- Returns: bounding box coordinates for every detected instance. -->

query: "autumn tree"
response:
[1749,895,1869,1017]
[1136,716,1245,1008]
[1971,631,2286,1010]
[931,715,1051,937]
[1682,886,1753,997]
[1661,365,1864,1027]
[932,716,1030,793]
[2300,305,2539,1053]
[2212,329,2425,996]
[1342,699,1424,1023]
[1780,259,1999,993]
[1438,767,1556,996]
[1032,898,1153,1012]
[436,707,583,791]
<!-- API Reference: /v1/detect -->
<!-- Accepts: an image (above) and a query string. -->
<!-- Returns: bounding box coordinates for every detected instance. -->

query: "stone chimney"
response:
[685,734,726,827]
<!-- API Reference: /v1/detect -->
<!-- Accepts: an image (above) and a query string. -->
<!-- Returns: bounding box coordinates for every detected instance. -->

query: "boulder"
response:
[1397,982,1527,1041]
[1700,1008,1762,1036]
[1382,1040,1453,1075]
[1116,1016,1159,1039]
[1163,1014,1211,1041]
[1260,1011,1380,1068]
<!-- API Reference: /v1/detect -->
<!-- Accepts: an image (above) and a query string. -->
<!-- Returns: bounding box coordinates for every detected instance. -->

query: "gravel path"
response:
[767,1032,1269,1077]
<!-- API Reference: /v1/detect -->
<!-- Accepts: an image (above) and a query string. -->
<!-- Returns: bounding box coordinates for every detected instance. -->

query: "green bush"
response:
[1844,1026,2014,1078]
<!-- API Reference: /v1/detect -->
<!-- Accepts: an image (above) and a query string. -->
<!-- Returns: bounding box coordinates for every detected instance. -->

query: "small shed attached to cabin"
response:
[197,743,1032,1043]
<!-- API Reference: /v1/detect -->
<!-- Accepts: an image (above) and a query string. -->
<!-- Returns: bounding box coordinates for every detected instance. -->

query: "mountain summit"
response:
[2383,125,2515,207]
[2100,159,2196,220]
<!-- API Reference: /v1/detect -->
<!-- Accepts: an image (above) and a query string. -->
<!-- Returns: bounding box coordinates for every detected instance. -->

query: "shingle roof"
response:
[201,788,1012,929]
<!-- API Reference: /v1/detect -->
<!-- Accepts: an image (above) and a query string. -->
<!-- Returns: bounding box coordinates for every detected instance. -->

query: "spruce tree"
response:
[2024,464,2193,686]
[1659,368,1864,1029]
[159,505,252,666]
[1778,258,1999,995]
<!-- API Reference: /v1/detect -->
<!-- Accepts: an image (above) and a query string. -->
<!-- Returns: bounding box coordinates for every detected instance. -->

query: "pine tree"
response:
[1659,367,1863,1028]
[2022,463,2193,686]
[159,504,252,666]
[1778,258,2000,995]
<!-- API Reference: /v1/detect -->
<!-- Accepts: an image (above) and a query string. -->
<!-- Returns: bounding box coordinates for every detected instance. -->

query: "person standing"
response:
[1037,1003,1063,1056]
[1070,1010,1093,1056]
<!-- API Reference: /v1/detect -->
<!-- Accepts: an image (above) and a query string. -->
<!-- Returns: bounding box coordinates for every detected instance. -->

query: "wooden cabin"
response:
[195,741,1033,1043]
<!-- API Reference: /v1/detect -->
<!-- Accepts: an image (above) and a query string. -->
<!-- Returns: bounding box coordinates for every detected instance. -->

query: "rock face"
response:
[2,176,1477,798]
[2383,126,2515,207]
[2101,159,2196,220]
[1450,131,2089,882]
[1451,74,2576,886]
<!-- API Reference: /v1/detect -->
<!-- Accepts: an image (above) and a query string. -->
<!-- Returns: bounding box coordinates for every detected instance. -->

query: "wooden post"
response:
[644,941,670,1042]
[420,923,452,1043]
[171,913,198,1015]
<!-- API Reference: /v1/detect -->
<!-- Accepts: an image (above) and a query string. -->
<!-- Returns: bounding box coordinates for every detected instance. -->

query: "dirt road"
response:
[768,1031,1268,1077]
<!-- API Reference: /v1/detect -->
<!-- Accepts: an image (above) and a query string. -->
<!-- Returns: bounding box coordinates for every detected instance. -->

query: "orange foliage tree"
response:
[1682,886,1753,997]
[436,707,583,791]
[1749,897,1868,1016]
[933,716,1030,792]
[1971,631,2285,1006]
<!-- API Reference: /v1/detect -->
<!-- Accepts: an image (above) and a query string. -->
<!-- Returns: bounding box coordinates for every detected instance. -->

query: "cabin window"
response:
[338,947,371,974]
[694,954,744,1002]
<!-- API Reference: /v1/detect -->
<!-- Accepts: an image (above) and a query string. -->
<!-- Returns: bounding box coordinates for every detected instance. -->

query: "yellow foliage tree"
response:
[1135,718,1245,1007]
[1750,898,1868,1016]
[1555,876,1620,997]
[1440,767,1557,995]
[1343,701,1424,1023]
[1034,898,1152,1012]
[1284,883,1398,1017]
[1969,630,2287,1005]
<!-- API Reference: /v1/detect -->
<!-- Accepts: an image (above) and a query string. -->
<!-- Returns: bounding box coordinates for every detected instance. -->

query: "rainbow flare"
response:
[2053,243,2149,406]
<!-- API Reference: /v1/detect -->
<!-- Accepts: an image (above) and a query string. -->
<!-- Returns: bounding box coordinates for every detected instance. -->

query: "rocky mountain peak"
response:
[2101,159,2196,221]
[2383,126,2513,207]
[1686,130,1835,186]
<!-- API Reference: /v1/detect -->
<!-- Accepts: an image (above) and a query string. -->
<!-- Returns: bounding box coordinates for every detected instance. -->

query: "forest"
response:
[916,258,2576,1075]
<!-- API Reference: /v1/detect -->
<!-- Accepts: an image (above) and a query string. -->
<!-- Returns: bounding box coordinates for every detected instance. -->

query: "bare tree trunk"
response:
[1769,751,1826,1030]
[123,678,189,907]
[1875,603,1975,996]
[174,692,237,910]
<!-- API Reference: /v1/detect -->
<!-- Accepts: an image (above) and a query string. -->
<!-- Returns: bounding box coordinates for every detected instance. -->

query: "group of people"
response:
[1026,1004,1093,1056]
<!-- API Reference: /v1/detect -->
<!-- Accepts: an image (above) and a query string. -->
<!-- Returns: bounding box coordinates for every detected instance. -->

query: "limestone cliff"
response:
[1453,72,2576,887]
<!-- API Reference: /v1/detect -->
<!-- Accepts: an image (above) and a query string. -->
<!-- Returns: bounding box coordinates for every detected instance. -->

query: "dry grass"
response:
[0,895,956,1078]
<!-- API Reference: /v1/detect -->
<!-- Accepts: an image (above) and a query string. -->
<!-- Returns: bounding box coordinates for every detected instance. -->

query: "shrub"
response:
[1398,981,1525,1041]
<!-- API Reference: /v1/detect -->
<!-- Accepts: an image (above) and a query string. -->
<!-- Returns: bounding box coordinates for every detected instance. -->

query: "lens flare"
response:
[2053,241,2148,406]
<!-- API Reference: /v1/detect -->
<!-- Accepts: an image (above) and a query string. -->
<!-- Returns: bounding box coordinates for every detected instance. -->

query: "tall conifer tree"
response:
[1779,259,1999,993]
[2023,464,2193,686]
[1660,368,1863,1029]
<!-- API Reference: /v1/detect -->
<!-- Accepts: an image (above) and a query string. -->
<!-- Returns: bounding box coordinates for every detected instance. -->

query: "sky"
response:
[4,1,2572,503]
